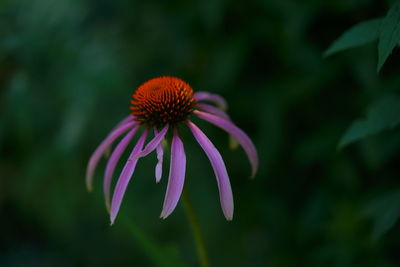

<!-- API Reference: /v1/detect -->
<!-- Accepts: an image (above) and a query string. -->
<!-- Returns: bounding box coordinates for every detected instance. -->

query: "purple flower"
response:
[86,76,258,224]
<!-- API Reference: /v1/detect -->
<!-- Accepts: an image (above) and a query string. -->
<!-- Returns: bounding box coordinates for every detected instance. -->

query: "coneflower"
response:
[86,76,258,224]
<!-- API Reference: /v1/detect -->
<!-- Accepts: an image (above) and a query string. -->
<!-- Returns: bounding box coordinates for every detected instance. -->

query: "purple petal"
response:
[104,116,134,164]
[194,92,228,110]
[110,129,148,225]
[154,129,164,183]
[195,111,258,178]
[137,124,169,158]
[114,115,135,130]
[86,121,136,191]
[160,129,186,219]
[187,121,234,220]
[195,103,230,120]
[195,104,239,149]
[104,126,139,211]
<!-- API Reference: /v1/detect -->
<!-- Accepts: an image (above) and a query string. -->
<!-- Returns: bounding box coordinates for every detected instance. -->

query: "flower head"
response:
[130,76,195,126]
[86,76,258,224]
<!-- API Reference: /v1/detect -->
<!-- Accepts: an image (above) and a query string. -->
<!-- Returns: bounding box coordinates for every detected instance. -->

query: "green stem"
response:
[120,216,184,267]
[182,189,210,267]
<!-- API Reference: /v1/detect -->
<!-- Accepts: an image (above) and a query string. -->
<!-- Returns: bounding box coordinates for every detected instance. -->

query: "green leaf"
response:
[362,191,400,241]
[324,18,382,57]
[338,95,400,148]
[377,1,400,72]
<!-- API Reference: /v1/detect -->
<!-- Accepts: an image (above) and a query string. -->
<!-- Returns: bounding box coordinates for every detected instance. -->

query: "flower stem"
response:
[182,189,210,267]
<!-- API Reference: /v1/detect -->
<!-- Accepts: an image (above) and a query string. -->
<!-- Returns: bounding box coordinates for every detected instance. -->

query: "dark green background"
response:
[1,0,400,266]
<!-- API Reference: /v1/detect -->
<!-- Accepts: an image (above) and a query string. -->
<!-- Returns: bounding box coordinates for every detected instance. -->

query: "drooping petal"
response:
[195,103,230,120]
[110,129,148,225]
[195,111,258,178]
[154,129,164,183]
[114,115,135,130]
[106,116,135,156]
[195,103,239,150]
[187,121,234,220]
[160,129,186,219]
[104,126,139,211]
[194,92,227,110]
[137,124,169,158]
[86,121,136,191]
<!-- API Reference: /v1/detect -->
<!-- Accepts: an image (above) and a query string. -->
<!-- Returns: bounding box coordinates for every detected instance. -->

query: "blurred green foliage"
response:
[339,95,400,148]
[324,18,382,57]
[1,0,400,266]
[325,0,400,71]
[378,1,400,71]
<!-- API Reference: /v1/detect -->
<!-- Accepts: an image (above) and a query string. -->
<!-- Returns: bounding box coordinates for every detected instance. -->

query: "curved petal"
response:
[137,124,169,158]
[114,115,135,130]
[187,121,234,220]
[110,129,148,225]
[154,129,164,183]
[194,92,227,110]
[160,129,186,219]
[195,103,230,120]
[104,126,139,211]
[86,121,136,191]
[195,103,239,150]
[195,111,258,178]
[105,116,135,156]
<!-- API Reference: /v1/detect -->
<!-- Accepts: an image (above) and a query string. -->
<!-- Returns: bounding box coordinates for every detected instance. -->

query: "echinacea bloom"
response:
[86,76,258,224]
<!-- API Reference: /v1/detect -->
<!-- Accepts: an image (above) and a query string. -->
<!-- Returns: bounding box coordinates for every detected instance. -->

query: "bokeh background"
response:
[1,0,400,266]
